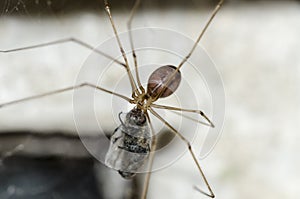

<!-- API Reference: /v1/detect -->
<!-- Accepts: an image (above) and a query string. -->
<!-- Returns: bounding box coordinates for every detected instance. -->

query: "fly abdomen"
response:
[105,108,152,179]
[119,132,150,154]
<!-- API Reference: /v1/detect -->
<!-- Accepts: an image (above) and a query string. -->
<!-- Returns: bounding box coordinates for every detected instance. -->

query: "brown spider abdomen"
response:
[147,65,181,99]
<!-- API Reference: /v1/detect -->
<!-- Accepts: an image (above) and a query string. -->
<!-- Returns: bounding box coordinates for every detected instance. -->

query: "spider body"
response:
[105,65,181,179]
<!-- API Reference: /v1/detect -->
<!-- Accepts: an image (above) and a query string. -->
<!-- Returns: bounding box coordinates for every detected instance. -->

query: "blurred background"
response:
[0,0,300,199]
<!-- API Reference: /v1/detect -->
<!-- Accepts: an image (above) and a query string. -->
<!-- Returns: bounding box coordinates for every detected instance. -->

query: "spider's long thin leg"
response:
[170,111,212,127]
[127,0,145,93]
[149,108,215,198]
[176,0,224,70]
[153,0,224,101]
[104,0,138,96]
[0,144,24,164]
[141,112,157,199]
[152,104,214,127]
[0,38,126,67]
[0,82,132,108]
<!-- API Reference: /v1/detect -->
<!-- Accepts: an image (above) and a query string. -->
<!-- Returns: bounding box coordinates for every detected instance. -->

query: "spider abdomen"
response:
[147,65,181,99]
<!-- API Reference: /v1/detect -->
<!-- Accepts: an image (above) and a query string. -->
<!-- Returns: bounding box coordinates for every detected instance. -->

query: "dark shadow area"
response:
[0,131,142,199]
[1,0,293,16]
[0,156,103,199]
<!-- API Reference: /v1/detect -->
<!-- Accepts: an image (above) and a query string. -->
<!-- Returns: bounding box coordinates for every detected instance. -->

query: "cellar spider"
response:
[0,0,224,198]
